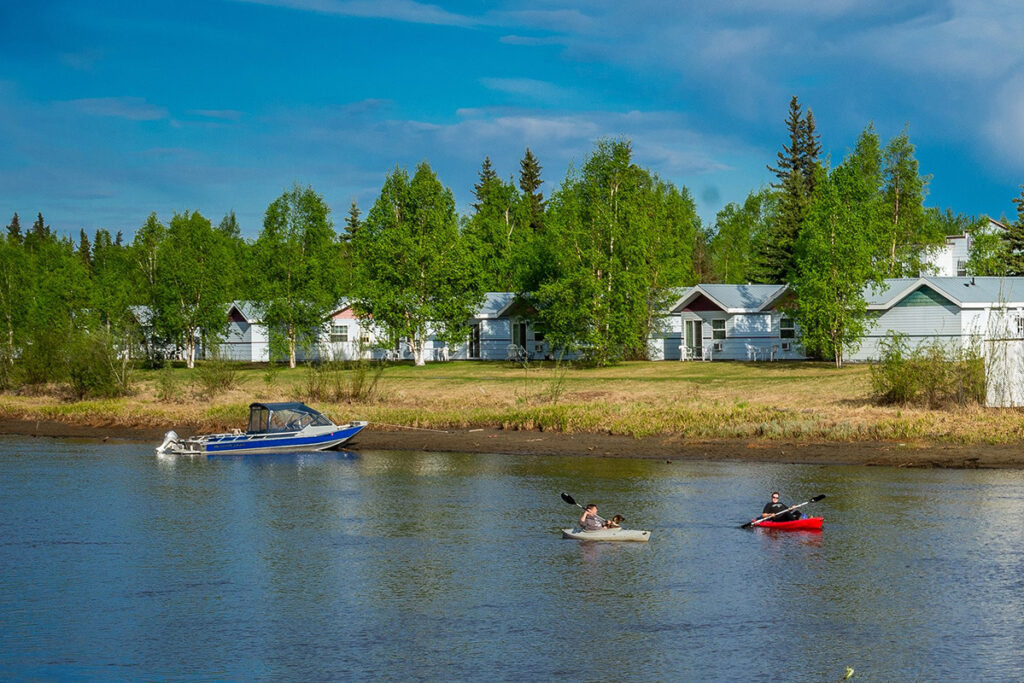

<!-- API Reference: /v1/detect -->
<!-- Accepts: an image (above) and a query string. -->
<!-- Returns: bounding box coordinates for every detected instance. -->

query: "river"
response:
[1,435,1022,680]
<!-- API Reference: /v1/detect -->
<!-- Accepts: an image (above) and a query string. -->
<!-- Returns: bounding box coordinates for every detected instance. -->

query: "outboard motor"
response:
[156,430,180,456]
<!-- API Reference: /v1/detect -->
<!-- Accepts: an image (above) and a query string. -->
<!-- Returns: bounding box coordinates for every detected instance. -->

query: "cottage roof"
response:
[228,300,262,322]
[475,292,517,319]
[670,284,789,314]
[867,277,1024,310]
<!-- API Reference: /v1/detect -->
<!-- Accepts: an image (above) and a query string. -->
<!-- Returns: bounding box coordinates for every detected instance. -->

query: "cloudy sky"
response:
[2,1,1022,238]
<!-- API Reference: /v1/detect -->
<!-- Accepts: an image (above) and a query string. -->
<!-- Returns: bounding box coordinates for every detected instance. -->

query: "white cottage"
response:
[849,276,1024,362]
[664,284,804,361]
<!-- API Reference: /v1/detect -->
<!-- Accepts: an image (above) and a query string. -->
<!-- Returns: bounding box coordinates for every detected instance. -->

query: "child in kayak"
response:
[580,504,614,530]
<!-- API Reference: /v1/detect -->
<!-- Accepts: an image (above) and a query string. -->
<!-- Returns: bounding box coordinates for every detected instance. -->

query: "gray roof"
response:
[474,292,516,319]
[867,277,1024,309]
[671,284,790,313]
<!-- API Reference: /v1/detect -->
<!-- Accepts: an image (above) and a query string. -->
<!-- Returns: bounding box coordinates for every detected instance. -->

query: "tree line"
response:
[3,98,1024,395]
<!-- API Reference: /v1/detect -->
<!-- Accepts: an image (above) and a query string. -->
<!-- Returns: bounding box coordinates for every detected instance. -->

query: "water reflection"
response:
[2,437,1024,680]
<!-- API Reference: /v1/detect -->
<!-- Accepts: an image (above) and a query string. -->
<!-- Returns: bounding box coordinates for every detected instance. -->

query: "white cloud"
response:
[236,0,477,27]
[69,97,168,121]
[480,77,572,103]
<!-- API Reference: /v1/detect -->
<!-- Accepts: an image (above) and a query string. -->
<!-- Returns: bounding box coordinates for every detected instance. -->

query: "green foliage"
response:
[519,147,546,233]
[155,361,181,402]
[710,188,775,283]
[870,332,985,408]
[302,354,386,402]
[790,163,878,367]
[192,347,244,398]
[533,139,700,364]
[152,211,232,368]
[66,329,134,399]
[352,162,484,365]
[755,96,821,283]
[252,184,344,367]
[1004,186,1024,276]
[464,159,529,291]
[880,128,940,276]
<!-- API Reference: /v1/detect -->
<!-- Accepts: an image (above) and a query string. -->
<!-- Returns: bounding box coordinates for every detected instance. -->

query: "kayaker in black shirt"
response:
[761,492,801,522]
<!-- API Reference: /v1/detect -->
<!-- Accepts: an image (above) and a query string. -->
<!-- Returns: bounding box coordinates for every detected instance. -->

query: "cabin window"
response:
[780,317,795,339]
[712,319,726,340]
[360,330,370,344]
[330,324,348,343]
[1017,316,1024,339]
[956,259,967,277]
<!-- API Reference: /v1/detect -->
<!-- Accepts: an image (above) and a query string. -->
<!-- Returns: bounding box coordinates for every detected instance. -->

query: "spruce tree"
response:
[78,229,92,271]
[6,213,21,242]
[343,200,361,242]
[32,212,49,240]
[755,96,820,283]
[519,148,545,232]
[473,156,498,210]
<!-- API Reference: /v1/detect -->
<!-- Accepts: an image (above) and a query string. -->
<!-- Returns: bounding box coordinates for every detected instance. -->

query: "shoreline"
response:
[0,417,1018,469]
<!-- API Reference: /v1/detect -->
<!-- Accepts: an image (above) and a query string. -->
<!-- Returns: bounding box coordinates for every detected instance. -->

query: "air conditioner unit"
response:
[781,342,791,351]
[712,342,723,352]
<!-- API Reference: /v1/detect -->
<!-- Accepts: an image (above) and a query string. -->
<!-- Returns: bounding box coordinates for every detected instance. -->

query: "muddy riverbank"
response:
[1,417,1018,469]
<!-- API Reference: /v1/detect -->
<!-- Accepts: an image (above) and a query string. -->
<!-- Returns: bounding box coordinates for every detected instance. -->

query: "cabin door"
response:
[684,320,702,358]
[469,324,481,359]
[512,322,527,353]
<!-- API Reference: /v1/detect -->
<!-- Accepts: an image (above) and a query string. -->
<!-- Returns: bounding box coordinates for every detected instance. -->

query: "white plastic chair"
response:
[701,346,713,361]
[769,344,779,361]
[745,344,758,361]
[679,345,692,361]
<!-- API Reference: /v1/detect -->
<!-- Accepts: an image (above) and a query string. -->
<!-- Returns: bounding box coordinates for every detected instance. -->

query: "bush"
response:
[302,349,385,402]
[66,329,134,399]
[193,346,243,398]
[870,332,985,408]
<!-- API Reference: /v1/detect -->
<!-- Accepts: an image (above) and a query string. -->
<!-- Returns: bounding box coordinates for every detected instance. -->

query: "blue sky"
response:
[2,1,1023,239]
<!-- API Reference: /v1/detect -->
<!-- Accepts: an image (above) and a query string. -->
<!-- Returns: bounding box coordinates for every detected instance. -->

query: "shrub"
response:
[193,346,243,398]
[66,329,134,399]
[870,332,985,408]
[302,348,385,402]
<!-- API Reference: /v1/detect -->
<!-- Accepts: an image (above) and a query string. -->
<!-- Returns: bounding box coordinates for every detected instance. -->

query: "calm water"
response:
[2,435,1023,681]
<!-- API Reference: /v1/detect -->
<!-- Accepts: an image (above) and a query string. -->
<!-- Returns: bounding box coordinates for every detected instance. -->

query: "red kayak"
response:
[753,516,823,531]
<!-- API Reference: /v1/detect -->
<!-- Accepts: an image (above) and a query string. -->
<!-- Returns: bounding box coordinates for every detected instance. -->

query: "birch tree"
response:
[351,163,482,366]
[252,184,343,367]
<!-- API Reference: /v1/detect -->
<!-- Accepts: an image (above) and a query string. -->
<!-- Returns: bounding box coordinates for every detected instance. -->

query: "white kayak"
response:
[561,527,651,542]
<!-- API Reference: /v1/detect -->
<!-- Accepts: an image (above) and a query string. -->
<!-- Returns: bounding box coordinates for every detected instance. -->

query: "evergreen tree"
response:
[754,96,821,283]
[473,156,499,210]
[6,213,22,243]
[31,212,49,241]
[1005,186,1024,276]
[519,148,546,233]
[342,200,361,242]
[78,229,92,271]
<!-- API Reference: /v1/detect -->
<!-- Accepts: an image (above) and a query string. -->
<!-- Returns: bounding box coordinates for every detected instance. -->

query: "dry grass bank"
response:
[1,360,1023,445]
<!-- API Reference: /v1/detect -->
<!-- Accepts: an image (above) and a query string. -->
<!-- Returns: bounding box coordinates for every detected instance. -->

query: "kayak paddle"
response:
[741,494,826,529]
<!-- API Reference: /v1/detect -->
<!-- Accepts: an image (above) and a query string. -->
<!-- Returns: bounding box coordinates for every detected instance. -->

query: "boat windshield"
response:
[248,403,333,433]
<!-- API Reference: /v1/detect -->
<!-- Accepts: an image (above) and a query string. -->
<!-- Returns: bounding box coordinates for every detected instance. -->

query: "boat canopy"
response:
[247,402,333,433]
